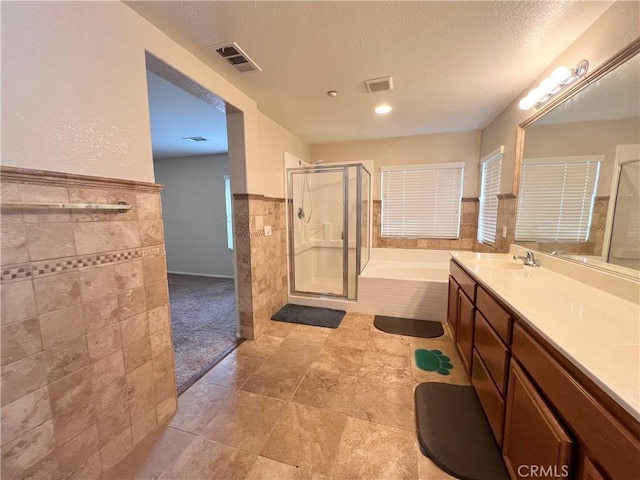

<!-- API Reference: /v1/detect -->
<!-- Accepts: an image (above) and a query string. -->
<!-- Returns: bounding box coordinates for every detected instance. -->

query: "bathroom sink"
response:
[470,258,524,270]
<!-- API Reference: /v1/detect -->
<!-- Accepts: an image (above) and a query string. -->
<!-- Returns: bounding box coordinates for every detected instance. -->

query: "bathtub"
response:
[288,248,451,321]
[358,249,450,321]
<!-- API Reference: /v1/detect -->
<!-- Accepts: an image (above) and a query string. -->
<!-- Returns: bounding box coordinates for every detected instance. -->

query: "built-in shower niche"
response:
[287,163,371,300]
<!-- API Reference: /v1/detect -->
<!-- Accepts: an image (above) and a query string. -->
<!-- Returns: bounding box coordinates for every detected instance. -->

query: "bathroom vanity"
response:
[447,251,640,480]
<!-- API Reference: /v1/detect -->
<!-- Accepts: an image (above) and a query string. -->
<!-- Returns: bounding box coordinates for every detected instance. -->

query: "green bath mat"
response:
[415,349,453,375]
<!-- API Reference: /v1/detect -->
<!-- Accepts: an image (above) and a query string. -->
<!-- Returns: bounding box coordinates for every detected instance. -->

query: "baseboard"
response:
[168,271,235,279]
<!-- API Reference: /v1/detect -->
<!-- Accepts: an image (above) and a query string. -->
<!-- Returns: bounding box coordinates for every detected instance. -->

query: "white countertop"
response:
[451,251,640,420]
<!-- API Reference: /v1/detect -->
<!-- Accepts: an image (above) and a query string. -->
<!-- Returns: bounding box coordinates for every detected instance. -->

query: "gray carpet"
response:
[168,274,238,389]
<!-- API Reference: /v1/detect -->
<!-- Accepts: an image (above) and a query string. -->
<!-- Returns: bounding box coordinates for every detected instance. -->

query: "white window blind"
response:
[478,148,503,245]
[224,175,234,250]
[381,163,464,238]
[515,156,601,242]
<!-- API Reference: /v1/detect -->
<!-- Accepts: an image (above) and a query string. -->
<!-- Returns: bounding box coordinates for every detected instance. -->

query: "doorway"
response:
[145,56,241,393]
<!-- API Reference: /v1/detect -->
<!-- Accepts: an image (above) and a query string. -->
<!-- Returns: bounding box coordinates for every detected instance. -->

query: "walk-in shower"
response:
[287,163,372,300]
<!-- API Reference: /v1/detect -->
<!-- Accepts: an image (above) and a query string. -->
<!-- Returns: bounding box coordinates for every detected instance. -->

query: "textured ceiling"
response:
[128,1,613,145]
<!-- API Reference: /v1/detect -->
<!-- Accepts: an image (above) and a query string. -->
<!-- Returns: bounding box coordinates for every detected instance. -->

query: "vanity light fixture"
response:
[375,105,392,115]
[519,60,589,111]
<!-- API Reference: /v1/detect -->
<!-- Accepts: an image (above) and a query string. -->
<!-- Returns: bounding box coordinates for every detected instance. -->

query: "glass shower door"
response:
[289,168,346,297]
[608,159,640,270]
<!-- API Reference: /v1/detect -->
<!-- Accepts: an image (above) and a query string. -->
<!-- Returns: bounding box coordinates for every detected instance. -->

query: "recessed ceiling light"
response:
[375,105,392,115]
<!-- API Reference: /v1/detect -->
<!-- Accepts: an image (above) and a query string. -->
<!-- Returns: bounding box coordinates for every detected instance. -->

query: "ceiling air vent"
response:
[209,42,262,73]
[364,76,394,93]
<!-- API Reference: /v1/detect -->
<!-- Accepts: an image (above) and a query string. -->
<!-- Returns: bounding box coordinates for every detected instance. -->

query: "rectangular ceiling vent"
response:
[364,76,394,93]
[209,42,262,73]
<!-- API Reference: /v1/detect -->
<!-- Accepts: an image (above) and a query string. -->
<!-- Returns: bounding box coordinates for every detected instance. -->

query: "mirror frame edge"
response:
[514,36,640,196]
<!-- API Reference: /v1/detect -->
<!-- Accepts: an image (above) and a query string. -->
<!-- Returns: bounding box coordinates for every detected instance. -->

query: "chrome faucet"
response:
[513,248,540,267]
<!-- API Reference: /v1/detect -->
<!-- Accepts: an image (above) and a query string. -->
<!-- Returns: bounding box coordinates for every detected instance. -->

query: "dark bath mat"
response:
[374,315,444,338]
[271,304,346,329]
[415,382,509,480]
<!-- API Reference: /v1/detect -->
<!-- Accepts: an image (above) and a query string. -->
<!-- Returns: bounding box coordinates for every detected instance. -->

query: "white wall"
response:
[257,112,311,198]
[480,1,640,194]
[524,117,640,196]
[1,1,308,197]
[154,154,234,277]
[310,131,482,199]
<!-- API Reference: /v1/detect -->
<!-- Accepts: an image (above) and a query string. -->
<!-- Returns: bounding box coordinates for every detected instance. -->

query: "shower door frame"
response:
[287,163,369,300]
[602,145,640,260]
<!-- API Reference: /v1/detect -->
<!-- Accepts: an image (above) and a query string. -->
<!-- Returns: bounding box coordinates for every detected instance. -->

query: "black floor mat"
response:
[271,304,346,328]
[415,383,509,480]
[374,315,444,338]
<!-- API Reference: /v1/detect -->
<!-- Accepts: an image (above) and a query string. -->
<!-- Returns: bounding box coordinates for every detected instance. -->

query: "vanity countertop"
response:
[450,250,640,420]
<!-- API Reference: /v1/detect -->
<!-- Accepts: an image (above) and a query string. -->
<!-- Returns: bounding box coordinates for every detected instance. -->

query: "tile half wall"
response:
[0,167,177,479]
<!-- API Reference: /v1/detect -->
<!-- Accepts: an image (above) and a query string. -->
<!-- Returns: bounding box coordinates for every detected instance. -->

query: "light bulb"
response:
[527,88,544,103]
[375,105,392,115]
[519,96,535,110]
[540,77,558,94]
[551,66,571,84]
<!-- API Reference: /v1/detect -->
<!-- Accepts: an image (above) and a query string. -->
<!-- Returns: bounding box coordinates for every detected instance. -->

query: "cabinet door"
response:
[447,277,460,341]
[503,361,573,480]
[581,457,609,480]
[456,291,474,374]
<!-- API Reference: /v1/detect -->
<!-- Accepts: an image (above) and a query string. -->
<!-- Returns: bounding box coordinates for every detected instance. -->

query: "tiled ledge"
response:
[1,166,162,192]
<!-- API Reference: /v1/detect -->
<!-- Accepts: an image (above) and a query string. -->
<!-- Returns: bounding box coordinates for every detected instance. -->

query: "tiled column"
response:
[0,168,177,479]
[233,194,288,340]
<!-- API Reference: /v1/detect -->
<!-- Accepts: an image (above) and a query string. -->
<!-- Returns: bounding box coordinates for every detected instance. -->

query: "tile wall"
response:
[233,195,288,340]
[372,199,478,250]
[0,167,177,479]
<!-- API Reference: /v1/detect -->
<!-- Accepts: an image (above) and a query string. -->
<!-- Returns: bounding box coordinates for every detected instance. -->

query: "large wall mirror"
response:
[516,39,640,278]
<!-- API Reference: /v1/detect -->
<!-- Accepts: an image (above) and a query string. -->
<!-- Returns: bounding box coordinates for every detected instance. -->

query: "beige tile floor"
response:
[102,313,467,480]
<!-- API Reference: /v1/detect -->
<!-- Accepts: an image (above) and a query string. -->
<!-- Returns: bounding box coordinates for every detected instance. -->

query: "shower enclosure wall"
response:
[287,163,371,300]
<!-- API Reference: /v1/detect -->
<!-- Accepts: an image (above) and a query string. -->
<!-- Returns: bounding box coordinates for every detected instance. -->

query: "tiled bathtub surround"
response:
[233,194,287,340]
[0,167,177,479]
[475,194,609,255]
[372,198,478,250]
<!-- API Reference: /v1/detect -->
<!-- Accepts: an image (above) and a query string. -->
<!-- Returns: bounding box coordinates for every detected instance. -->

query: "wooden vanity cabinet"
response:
[447,259,640,480]
[457,292,475,373]
[581,458,609,480]
[449,260,476,375]
[447,277,459,341]
[502,360,573,480]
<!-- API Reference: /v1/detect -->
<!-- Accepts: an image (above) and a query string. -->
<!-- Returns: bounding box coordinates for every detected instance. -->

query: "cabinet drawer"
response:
[474,311,509,395]
[477,286,511,344]
[471,349,505,444]
[450,260,476,302]
[512,324,640,480]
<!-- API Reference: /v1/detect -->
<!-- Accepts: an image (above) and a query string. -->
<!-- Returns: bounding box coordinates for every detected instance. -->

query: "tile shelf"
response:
[0,202,133,211]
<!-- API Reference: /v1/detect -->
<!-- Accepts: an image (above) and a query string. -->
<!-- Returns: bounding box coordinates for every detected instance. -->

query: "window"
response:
[381,163,464,238]
[515,156,601,242]
[477,147,503,245]
[224,175,234,250]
